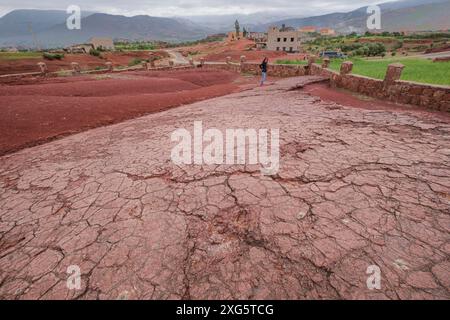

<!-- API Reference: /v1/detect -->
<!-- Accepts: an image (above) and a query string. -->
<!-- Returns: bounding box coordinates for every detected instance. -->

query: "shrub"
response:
[89,49,101,57]
[43,52,64,60]
[128,58,144,66]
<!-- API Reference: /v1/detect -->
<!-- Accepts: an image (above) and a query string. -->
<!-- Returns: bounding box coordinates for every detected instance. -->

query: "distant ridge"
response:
[255,0,450,33]
[0,11,211,48]
[1,1,449,49]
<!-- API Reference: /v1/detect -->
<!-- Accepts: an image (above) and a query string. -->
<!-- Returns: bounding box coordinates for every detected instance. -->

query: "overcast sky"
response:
[0,0,397,17]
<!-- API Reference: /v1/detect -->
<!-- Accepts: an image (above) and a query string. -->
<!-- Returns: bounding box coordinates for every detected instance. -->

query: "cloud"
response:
[0,0,396,17]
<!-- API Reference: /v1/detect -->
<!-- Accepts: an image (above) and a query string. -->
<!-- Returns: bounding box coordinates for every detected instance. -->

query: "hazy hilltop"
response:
[0,9,94,38]
[0,0,449,49]
[0,11,211,48]
[257,0,450,33]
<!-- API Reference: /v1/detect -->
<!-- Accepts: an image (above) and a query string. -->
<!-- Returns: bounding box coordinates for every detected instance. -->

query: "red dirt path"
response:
[0,69,256,156]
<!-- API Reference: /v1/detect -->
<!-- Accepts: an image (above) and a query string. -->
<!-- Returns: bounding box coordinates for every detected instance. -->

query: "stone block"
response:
[340,61,353,75]
[384,63,404,83]
[71,62,81,74]
[37,62,48,74]
[105,62,113,72]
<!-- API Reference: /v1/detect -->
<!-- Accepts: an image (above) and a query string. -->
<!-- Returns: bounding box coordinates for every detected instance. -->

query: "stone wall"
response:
[2,57,448,112]
[310,62,450,112]
[0,62,196,84]
[203,57,449,112]
[203,61,308,77]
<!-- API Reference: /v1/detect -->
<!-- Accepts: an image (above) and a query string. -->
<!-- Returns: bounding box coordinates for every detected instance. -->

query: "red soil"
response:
[0,69,256,156]
[177,39,292,63]
[0,51,168,76]
[303,82,450,120]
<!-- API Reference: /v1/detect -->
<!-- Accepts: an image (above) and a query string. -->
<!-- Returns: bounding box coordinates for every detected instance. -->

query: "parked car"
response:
[319,51,348,59]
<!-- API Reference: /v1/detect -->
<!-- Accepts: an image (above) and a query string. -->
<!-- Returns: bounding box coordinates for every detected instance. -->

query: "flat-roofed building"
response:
[248,32,267,42]
[89,37,115,51]
[320,28,336,36]
[227,31,244,41]
[266,25,303,53]
[299,26,317,33]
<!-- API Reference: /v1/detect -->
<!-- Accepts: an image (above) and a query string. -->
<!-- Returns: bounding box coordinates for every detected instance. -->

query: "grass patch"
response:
[327,58,450,86]
[128,58,147,67]
[0,52,42,60]
[274,57,450,86]
[115,42,156,51]
[276,59,308,65]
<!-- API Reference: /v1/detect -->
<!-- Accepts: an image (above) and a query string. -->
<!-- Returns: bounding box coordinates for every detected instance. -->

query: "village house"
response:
[65,37,115,54]
[227,32,245,42]
[65,44,94,54]
[299,26,317,33]
[89,37,115,51]
[266,25,304,53]
[248,32,267,42]
[248,32,268,49]
[320,28,336,36]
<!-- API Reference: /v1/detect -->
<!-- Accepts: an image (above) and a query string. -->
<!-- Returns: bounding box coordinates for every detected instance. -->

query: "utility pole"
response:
[28,22,41,51]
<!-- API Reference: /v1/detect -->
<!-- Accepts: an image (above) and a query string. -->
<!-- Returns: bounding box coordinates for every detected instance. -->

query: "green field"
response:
[277,57,450,86]
[328,58,450,86]
[114,42,156,51]
[0,52,42,60]
[276,59,308,65]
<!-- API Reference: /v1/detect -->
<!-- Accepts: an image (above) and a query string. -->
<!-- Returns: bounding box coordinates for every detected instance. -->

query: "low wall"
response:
[0,63,196,84]
[2,57,448,112]
[310,62,449,112]
[203,58,449,112]
[203,62,241,73]
[203,62,308,77]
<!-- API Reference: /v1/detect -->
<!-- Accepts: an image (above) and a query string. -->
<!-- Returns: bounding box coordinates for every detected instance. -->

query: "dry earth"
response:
[0,76,449,300]
[0,69,251,156]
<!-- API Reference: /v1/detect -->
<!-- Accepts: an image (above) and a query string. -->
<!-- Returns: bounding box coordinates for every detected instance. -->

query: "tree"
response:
[235,20,240,38]
[243,27,248,38]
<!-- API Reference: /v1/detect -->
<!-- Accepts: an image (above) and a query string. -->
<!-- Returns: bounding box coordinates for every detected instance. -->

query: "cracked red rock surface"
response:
[0,76,449,300]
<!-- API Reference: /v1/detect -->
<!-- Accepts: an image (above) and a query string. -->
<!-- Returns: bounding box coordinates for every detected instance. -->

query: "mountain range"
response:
[0,10,211,48]
[0,0,449,49]
[258,0,450,33]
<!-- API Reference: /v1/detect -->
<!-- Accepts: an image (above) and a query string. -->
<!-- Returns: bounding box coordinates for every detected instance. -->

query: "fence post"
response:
[37,62,48,75]
[240,55,246,72]
[340,61,353,75]
[384,63,404,84]
[105,62,113,72]
[71,62,81,75]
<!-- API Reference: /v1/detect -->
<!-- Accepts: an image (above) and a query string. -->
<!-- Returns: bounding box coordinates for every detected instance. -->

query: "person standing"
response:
[259,57,268,86]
